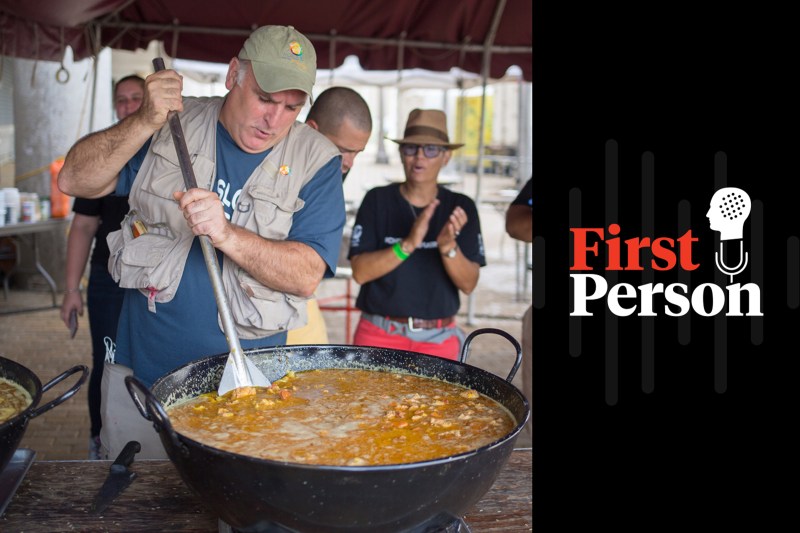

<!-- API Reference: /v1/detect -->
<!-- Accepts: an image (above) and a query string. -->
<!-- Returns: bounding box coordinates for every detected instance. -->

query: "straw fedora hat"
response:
[390,109,465,149]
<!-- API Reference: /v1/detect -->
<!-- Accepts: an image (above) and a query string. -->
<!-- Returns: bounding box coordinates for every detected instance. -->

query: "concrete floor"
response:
[1,167,531,460]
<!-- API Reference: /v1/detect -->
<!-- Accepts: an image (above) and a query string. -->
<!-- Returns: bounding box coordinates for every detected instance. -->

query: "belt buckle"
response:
[407,316,422,332]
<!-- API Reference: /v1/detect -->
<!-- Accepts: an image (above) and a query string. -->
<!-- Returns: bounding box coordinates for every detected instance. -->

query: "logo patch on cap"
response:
[289,41,303,57]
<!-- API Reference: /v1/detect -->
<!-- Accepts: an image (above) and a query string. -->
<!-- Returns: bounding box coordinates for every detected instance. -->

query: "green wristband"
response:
[392,242,410,260]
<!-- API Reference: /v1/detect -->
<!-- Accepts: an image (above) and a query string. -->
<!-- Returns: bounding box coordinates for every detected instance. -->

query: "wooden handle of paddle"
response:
[152,57,198,190]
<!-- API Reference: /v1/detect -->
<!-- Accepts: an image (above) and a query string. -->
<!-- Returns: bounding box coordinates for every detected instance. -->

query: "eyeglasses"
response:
[400,144,445,158]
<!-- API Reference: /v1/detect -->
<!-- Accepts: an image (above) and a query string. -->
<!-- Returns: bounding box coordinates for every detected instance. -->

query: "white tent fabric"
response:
[171,55,523,91]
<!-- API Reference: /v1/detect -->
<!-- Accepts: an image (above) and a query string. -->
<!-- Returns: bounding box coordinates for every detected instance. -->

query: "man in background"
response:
[306,87,372,182]
[287,86,372,344]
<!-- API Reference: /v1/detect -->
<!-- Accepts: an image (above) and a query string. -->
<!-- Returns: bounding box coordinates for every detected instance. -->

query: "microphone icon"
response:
[707,187,750,284]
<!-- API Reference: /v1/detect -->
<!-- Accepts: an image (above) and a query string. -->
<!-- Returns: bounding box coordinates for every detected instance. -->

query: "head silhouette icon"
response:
[707,187,751,241]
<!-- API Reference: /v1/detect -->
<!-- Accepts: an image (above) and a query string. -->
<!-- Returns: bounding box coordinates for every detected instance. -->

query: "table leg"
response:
[2,270,10,300]
[31,233,58,307]
[515,241,532,303]
[0,237,20,301]
[345,277,352,344]
[318,273,359,344]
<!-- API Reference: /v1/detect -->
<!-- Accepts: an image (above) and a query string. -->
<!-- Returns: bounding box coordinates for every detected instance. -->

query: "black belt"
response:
[385,316,455,330]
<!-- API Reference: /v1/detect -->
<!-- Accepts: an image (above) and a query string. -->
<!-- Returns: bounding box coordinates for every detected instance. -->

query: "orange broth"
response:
[167,368,516,466]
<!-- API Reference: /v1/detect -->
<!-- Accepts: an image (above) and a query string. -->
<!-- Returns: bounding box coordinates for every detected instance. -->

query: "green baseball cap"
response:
[238,25,316,97]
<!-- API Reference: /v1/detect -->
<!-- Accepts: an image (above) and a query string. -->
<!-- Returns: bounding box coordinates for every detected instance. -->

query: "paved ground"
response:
[1,167,531,460]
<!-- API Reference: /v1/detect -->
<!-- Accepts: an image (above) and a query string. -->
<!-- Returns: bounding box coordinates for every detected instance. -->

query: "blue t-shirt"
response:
[114,122,343,386]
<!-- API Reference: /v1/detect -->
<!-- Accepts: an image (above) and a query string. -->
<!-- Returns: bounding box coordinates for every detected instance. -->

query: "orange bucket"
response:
[49,157,70,218]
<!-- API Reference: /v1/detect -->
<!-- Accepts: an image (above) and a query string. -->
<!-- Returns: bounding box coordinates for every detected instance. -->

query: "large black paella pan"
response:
[126,328,530,532]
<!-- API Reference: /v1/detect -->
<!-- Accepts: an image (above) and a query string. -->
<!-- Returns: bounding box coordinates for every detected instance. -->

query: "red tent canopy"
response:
[0,0,532,81]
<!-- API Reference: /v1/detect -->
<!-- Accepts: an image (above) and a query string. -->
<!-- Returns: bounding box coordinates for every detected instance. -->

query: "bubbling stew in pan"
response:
[167,368,516,466]
[0,378,32,424]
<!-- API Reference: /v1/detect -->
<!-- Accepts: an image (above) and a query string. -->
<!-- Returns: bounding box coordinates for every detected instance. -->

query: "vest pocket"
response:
[249,185,305,240]
[108,211,184,303]
[226,268,308,339]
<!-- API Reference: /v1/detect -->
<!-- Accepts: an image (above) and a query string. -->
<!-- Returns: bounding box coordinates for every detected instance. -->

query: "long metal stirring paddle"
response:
[152,57,270,396]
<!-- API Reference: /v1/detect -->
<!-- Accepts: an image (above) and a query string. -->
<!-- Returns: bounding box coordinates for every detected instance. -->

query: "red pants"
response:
[353,318,461,360]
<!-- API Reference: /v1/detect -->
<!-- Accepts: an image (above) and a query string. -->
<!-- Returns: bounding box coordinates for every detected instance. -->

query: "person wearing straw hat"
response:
[58,25,345,458]
[348,109,485,359]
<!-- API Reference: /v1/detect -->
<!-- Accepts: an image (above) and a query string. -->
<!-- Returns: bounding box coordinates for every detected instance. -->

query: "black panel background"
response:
[533,2,795,529]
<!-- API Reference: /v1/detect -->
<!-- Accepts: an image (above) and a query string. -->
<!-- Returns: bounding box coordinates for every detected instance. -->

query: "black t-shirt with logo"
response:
[348,183,485,319]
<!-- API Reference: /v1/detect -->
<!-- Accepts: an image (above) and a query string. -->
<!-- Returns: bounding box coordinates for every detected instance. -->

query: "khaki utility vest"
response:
[107,96,340,339]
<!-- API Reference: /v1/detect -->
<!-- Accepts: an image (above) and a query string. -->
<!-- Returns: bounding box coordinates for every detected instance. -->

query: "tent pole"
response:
[474,75,488,205]
[467,67,488,326]
[98,20,531,57]
[456,84,466,173]
[467,0,506,326]
[375,86,389,164]
[88,25,101,133]
[472,0,506,206]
